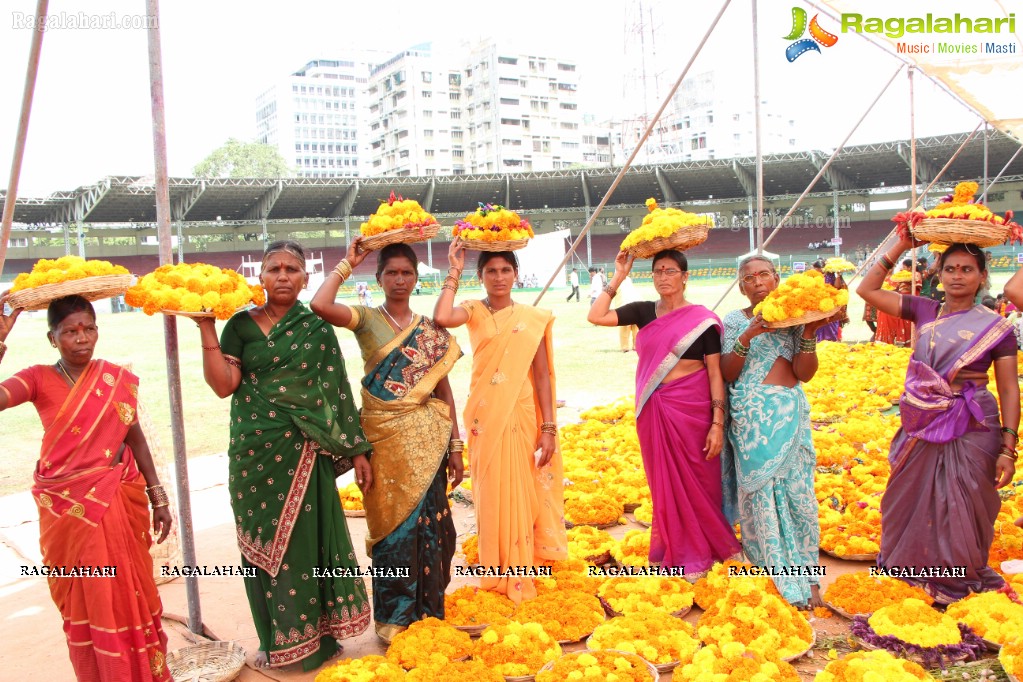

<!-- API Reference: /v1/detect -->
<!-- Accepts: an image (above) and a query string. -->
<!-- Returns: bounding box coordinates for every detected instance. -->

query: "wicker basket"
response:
[598,597,690,619]
[855,636,972,669]
[781,629,816,662]
[584,635,685,674]
[586,550,613,566]
[538,650,659,681]
[357,223,442,252]
[161,306,247,319]
[459,237,530,252]
[766,307,837,329]
[911,218,1010,248]
[166,641,246,682]
[820,547,878,562]
[623,502,641,513]
[565,520,620,530]
[625,224,711,259]
[453,623,489,637]
[822,599,868,620]
[7,274,133,311]
[342,508,366,518]
[982,637,1001,652]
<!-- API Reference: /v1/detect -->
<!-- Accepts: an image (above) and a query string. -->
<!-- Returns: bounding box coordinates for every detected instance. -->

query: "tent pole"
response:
[146,0,203,634]
[532,0,733,305]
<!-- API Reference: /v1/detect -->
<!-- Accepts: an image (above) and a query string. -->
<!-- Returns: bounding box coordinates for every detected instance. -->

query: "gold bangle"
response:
[146,484,170,507]
[334,259,353,282]
[0,340,6,363]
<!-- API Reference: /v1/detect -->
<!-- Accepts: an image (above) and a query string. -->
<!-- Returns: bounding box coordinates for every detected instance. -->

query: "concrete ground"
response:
[0,453,865,682]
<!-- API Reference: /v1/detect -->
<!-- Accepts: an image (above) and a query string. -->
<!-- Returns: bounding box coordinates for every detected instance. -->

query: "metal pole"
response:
[832,190,839,257]
[0,0,48,279]
[534,0,733,305]
[146,0,203,634]
[751,0,764,253]
[76,220,85,258]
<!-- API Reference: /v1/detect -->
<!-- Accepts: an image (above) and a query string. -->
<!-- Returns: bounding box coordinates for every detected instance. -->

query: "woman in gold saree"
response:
[311,240,463,642]
[0,295,172,681]
[433,239,568,604]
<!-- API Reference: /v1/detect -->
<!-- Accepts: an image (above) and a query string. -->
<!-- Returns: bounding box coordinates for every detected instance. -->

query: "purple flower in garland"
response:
[850,616,986,670]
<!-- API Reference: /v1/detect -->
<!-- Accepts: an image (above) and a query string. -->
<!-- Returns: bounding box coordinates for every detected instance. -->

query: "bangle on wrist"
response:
[202,344,221,352]
[798,337,817,354]
[732,339,749,358]
[540,420,558,435]
[603,284,617,298]
[146,484,170,508]
[1001,426,1019,441]
[712,421,725,428]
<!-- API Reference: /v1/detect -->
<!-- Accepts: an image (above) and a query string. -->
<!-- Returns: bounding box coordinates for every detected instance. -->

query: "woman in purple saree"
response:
[588,250,741,576]
[859,240,1018,603]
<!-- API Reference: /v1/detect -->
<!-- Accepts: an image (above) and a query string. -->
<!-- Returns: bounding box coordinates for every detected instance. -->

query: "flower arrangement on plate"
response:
[461,533,480,565]
[610,529,651,568]
[512,590,605,643]
[814,650,930,682]
[999,637,1023,680]
[850,598,986,668]
[676,642,800,682]
[313,654,406,682]
[452,203,534,251]
[587,610,700,668]
[697,579,814,661]
[889,269,915,283]
[406,659,503,681]
[632,503,652,526]
[549,558,603,595]
[536,650,657,682]
[125,262,264,319]
[823,257,856,273]
[444,585,515,630]
[564,491,623,527]
[566,526,617,564]
[752,269,849,327]
[620,198,713,258]
[598,576,694,617]
[693,560,779,610]
[358,191,440,251]
[337,482,364,515]
[8,255,132,311]
[386,617,473,670]
[822,572,932,619]
[473,620,562,677]
[945,590,1023,647]
[894,181,1023,247]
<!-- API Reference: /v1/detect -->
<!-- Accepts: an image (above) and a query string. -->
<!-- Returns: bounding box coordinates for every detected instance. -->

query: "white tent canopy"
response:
[417,262,440,276]
[735,250,780,263]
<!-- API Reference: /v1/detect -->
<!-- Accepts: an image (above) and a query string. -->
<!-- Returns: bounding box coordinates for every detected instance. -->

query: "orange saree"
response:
[460,301,568,603]
[1,360,169,681]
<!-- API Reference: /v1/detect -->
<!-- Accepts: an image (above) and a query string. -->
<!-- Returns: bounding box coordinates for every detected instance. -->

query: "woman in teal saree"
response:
[312,239,463,642]
[197,240,372,669]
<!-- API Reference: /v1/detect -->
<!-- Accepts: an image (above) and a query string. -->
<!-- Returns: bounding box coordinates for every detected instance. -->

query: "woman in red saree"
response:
[588,250,740,578]
[0,294,172,681]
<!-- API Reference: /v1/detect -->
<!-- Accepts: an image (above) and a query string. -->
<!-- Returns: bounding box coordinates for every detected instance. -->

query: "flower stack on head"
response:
[696,579,814,661]
[472,620,562,677]
[125,262,264,319]
[823,257,856,274]
[8,255,132,311]
[385,617,473,670]
[620,198,714,258]
[893,180,1023,247]
[536,650,657,682]
[358,190,440,251]
[452,203,534,251]
[752,269,849,327]
[849,597,987,668]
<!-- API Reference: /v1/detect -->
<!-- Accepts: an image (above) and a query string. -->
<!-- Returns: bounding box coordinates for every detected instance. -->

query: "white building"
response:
[255,59,366,178]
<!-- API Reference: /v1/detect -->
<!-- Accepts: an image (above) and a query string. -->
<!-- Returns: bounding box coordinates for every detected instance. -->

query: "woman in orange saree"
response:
[0,295,172,681]
[434,240,568,603]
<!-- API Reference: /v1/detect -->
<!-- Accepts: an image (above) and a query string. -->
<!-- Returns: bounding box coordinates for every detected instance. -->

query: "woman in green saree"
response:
[196,240,372,669]
[311,239,463,643]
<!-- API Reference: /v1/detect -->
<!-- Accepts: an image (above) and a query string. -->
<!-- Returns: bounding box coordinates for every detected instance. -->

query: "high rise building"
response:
[255,59,366,178]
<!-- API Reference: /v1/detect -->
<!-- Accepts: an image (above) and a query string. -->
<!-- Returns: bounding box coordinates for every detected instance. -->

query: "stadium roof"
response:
[3,131,1021,227]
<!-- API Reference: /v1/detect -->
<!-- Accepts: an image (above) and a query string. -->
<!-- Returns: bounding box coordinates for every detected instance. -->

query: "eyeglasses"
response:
[652,268,684,277]
[741,270,775,284]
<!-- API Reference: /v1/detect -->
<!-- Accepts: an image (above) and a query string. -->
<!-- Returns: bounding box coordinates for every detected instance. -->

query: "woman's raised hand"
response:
[448,237,466,272]
[743,312,771,341]
[346,236,370,269]
[613,250,635,280]
[0,291,22,343]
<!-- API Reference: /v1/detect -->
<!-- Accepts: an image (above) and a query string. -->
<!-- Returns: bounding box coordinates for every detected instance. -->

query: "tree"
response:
[193,138,292,179]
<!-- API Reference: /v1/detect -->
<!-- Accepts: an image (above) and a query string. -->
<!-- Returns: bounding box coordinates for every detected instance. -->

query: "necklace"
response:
[263,305,278,328]
[484,297,514,334]
[56,360,78,386]
[379,304,413,331]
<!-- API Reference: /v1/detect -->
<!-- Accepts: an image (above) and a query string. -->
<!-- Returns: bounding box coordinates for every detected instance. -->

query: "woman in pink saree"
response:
[589,250,740,577]
[859,240,1018,603]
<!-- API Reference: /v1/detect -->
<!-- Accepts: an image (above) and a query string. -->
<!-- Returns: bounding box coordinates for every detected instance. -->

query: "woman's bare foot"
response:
[253,651,269,668]
[808,585,824,609]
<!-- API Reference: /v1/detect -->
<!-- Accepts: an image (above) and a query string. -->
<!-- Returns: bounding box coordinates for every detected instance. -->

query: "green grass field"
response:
[1,274,1014,495]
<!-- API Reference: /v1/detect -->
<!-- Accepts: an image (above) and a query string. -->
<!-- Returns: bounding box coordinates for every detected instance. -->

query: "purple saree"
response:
[635,305,741,573]
[879,297,1016,603]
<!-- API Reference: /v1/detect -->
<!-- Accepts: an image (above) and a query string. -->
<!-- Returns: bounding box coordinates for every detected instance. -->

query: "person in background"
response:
[859,240,1018,603]
[616,273,640,352]
[875,258,919,346]
[311,239,463,643]
[566,268,580,302]
[588,268,602,305]
[0,294,173,681]
[588,250,740,580]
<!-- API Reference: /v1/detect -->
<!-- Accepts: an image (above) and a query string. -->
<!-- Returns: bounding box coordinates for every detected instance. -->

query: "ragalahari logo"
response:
[784,7,839,61]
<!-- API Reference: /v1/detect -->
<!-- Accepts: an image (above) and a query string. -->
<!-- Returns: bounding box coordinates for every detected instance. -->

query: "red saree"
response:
[1,360,169,681]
